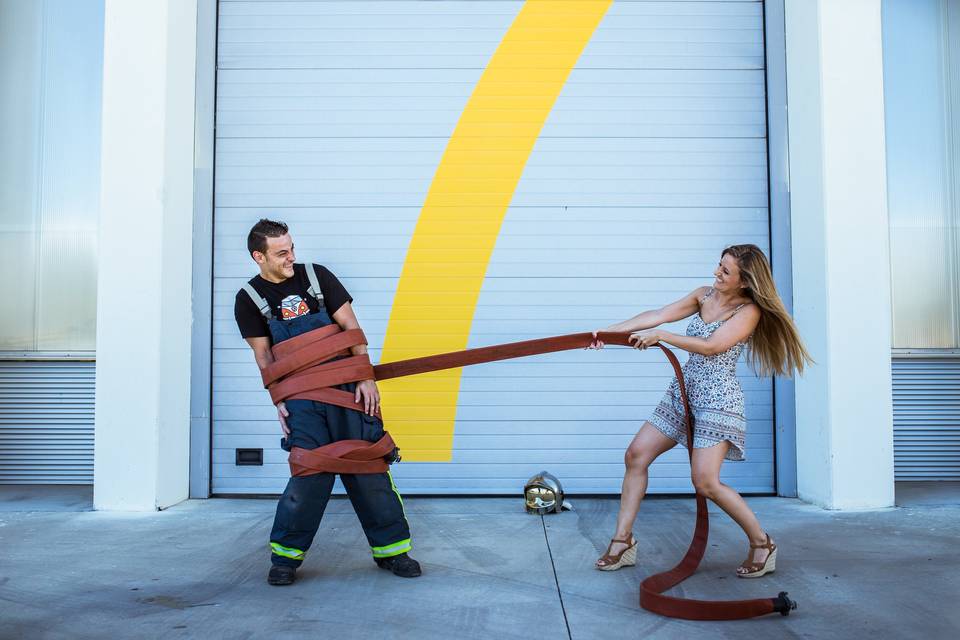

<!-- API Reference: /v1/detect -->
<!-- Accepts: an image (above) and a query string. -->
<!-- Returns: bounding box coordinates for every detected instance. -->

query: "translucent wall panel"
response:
[0,2,43,350]
[946,0,960,345]
[0,0,103,352]
[883,0,960,349]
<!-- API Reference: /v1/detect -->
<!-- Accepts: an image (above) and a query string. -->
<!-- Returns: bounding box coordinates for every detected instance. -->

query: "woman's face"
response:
[713,253,744,293]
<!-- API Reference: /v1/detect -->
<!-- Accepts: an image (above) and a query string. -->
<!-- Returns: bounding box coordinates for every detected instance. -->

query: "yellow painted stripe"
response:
[379,0,612,461]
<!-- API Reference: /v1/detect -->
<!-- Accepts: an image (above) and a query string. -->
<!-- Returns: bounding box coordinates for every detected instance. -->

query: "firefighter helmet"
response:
[524,471,570,515]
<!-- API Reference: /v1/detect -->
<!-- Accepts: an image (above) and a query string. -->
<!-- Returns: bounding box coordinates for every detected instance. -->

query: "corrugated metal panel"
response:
[0,360,95,484]
[212,0,772,495]
[893,357,960,480]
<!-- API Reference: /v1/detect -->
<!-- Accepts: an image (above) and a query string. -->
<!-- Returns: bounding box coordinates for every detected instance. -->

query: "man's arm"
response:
[332,301,379,416]
[331,302,367,356]
[244,336,290,436]
[245,336,275,369]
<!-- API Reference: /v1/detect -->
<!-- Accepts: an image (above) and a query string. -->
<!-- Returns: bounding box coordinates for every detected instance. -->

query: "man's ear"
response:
[252,251,266,265]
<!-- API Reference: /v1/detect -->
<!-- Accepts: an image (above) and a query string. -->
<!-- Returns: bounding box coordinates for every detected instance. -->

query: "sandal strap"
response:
[749,533,775,550]
[738,553,772,572]
[739,535,776,574]
[598,535,636,565]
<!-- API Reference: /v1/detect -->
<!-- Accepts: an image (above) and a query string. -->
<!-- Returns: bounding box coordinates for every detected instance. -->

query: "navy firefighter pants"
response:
[266,308,411,568]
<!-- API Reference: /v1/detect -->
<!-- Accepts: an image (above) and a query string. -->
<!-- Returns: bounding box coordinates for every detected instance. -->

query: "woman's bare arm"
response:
[590,287,710,348]
[630,304,761,356]
[603,287,709,333]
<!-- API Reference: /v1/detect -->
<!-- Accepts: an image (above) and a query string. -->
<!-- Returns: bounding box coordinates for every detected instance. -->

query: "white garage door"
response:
[212,0,773,495]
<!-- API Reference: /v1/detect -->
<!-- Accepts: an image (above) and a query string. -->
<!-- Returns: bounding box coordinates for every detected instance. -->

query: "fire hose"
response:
[259,326,797,619]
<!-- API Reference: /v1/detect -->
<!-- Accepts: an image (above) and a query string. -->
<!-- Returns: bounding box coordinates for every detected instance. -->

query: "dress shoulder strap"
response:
[725,302,750,321]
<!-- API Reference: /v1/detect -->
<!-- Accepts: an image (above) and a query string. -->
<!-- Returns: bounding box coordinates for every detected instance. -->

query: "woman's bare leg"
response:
[597,423,677,565]
[690,442,773,572]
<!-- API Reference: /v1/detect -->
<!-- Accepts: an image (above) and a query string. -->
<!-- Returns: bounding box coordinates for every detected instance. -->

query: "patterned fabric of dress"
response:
[649,302,749,461]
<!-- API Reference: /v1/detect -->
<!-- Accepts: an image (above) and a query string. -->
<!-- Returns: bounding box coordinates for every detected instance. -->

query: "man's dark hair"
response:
[247,218,289,256]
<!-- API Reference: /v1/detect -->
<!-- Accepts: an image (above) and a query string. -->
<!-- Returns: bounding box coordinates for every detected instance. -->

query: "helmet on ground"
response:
[524,470,570,515]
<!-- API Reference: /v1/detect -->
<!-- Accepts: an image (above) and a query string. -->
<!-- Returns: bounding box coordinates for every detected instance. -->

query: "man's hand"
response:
[276,401,290,436]
[355,379,380,416]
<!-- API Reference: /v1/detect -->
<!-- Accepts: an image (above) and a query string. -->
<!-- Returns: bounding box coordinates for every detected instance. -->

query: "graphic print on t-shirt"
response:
[280,295,310,320]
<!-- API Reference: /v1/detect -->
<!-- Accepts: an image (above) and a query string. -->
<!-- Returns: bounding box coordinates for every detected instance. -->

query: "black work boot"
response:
[267,565,297,586]
[375,553,422,578]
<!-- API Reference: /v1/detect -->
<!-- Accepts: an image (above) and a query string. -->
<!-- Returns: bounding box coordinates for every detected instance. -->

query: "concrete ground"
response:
[0,485,957,640]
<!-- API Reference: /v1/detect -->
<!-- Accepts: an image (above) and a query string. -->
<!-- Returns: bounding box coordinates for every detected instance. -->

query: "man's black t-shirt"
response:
[234,263,353,340]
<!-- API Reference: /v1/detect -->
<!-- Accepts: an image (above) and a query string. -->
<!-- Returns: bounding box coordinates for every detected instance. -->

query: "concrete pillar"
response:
[784,0,895,509]
[94,0,199,510]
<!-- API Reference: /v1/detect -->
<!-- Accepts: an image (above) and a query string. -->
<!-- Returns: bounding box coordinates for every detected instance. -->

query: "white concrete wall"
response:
[784,0,895,509]
[94,0,199,510]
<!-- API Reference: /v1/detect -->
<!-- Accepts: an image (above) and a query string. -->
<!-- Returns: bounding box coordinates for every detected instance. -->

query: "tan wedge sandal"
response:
[595,534,637,571]
[737,533,777,579]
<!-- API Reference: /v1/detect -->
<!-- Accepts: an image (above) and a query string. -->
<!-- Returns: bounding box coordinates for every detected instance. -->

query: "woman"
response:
[590,244,811,578]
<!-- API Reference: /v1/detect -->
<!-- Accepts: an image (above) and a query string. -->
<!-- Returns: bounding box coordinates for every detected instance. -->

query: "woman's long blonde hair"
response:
[723,244,812,377]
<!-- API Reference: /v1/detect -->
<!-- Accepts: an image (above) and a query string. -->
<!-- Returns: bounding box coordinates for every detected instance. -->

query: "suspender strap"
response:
[303,263,324,305]
[242,264,324,321]
[241,283,272,321]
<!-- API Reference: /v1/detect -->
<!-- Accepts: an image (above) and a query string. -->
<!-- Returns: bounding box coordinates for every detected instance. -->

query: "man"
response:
[234,218,421,585]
